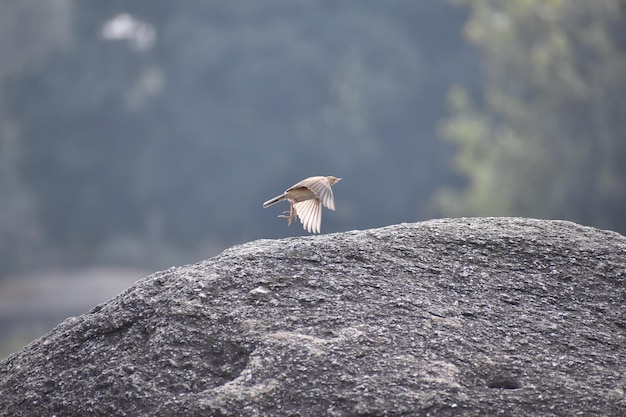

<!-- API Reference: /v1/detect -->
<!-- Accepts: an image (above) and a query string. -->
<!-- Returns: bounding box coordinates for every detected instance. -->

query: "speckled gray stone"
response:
[1,218,625,416]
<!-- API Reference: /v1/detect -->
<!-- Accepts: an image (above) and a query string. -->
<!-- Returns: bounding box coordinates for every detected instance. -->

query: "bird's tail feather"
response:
[263,194,285,208]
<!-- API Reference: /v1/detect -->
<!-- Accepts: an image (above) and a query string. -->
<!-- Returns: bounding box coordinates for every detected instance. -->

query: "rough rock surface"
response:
[1,218,625,416]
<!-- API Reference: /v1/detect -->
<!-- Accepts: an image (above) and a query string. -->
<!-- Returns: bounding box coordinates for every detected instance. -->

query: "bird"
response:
[263,176,342,233]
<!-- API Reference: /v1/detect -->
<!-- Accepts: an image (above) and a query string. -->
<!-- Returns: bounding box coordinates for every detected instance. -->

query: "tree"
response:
[6,1,478,269]
[0,0,70,276]
[437,0,626,233]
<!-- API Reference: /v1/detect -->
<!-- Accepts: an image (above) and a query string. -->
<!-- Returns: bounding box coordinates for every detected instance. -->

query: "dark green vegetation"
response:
[1,0,624,276]
[438,0,626,231]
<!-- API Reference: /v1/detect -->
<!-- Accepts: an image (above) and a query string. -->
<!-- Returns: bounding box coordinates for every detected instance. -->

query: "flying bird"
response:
[263,176,342,233]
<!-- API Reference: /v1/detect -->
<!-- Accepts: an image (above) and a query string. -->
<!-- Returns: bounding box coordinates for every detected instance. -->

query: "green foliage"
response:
[438,0,626,231]
[2,1,478,272]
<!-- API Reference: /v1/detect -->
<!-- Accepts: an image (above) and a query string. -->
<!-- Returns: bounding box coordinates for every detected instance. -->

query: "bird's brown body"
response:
[263,176,341,233]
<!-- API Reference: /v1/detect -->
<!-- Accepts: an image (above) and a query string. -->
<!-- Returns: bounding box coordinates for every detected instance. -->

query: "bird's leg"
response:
[287,203,295,225]
[277,203,296,226]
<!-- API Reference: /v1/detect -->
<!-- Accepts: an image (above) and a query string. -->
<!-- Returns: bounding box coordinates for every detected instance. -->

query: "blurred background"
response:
[1,0,625,358]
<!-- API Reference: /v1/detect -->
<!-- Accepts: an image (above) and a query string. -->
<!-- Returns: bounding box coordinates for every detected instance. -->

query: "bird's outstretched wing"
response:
[293,199,322,233]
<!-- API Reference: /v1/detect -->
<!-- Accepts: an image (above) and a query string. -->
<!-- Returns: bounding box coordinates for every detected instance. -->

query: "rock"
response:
[1,217,625,416]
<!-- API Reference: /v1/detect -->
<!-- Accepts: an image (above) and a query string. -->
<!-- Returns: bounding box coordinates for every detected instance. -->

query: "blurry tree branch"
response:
[437,0,626,232]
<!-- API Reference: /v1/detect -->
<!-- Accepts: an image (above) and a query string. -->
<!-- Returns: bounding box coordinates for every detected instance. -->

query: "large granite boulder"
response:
[1,218,625,416]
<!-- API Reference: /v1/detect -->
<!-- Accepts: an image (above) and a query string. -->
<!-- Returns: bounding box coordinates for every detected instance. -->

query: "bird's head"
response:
[327,176,342,186]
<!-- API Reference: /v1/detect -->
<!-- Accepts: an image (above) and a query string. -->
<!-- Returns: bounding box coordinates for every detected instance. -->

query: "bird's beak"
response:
[336,177,342,182]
